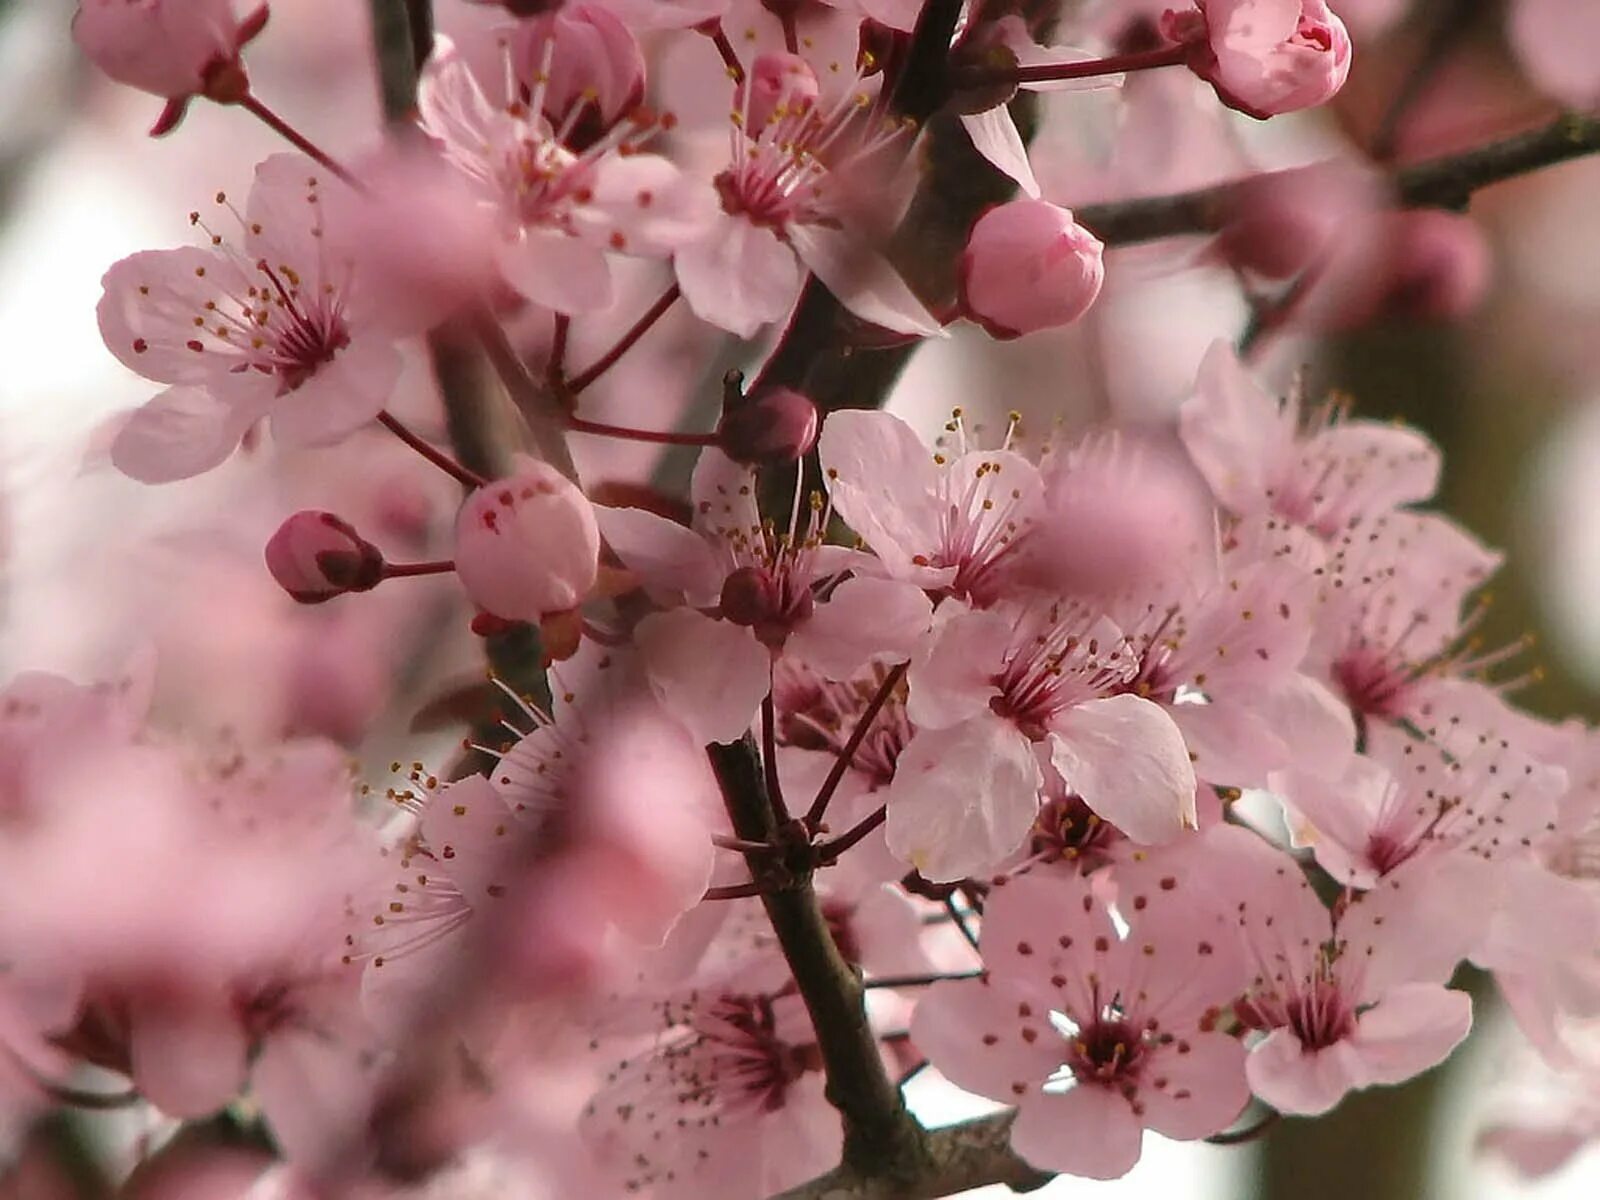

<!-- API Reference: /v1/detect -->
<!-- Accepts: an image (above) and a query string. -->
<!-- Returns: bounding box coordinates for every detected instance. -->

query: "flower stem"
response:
[705,22,746,83]
[814,805,886,863]
[377,410,487,489]
[565,284,682,395]
[862,970,984,990]
[565,416,717,446]
[805,662,907,828]
[948,43,1186,92]
[763,690,792,824]
[238,94,359,186]
[381,559,456,580]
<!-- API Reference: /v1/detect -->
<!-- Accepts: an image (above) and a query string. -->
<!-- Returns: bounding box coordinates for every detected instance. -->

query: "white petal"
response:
[1049,694,1197,843]
[496,229,616,314]
[595,505,722,606]
[788,576,933,680]
[676,215,801,338]
[788,223,945,337]
[959,109,1041,197]
[110,386,261,483]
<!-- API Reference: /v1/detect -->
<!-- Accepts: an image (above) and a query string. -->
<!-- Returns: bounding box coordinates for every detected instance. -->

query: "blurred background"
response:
[3,0,1600,1196]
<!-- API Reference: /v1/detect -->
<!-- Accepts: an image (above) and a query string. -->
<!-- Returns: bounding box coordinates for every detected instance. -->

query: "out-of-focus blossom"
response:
[99,155,403,482]
[959,198,1105,339]
[454,458,601,623]
[1510,0,1600,110]
[1160,0,1352,118]
[1211,162,1384,281]
[508,2,646,142]
[72,0,268,120]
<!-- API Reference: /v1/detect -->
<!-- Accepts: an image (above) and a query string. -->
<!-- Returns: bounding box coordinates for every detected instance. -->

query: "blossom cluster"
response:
[11,0,1600,1197]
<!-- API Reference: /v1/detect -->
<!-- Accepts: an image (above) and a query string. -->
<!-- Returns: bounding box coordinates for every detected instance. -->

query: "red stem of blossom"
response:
[564,285,682,395]
[861,969,984,989]
[381,559,456,580]
[376,411,489,489]
[762,691,792,824]
[814,804,886,863]
[564,417,718,447]
[949,43,1187,91]
[804,662,908,828]
[702,880,773,901]
[239,94,360,187]
[704,22,746,83]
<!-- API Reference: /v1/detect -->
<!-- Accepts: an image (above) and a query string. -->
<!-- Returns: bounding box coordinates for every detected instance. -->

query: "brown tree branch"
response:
[1074,110,1600,246]
[769,1112,1053,1200]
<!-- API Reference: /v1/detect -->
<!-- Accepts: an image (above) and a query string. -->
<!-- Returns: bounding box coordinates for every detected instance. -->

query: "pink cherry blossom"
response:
[818,408,1044,604]
[887,600,1196,880]
[675,50,942,338]
[99,156,404,482]
[507,2,647,142]
[911,868,1250,1179]
[1202,825,1482,1116]
[1161,0,1352,119]
[454,458,601,623]
[959,199,1105,339]
[418,40,708,314]
[1509,0,1600,110]
[1180,342,1440,539]
[602,448,932,742]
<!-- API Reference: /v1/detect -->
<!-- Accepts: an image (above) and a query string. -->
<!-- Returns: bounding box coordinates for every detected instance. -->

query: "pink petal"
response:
[496,229,616,314]
[1011,1085,1144,1179]
[816,410,948,583]
[1178,340,1293,516]
[1138,1032,1251,1141]
[787,576,933,680]
[1510,0,1600,108]
[958,110,1041,198]
[595,505,723,606]
[884,715,1041,882]
[1048,695,1198,843]
[267,339,400,448]
[1246,1028,1362,1116]
[677,214,802,338]
[636,609,769,745]
[589,153,713,257]
[110,386,262,483]
[128,999,249,1118]
[905,606,1011,729]
[910,978,1063,1102]
[788,223,944,337]
[1351,983,1472,1087]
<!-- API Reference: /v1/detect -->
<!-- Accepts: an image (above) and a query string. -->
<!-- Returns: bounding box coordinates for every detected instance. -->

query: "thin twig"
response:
[805,663,907,828]
[566,284,682,395]
[815,805,887,864]
[377,410,487,489]
[863,970,984,990]
[948,44,1184,91]
[239,95,357,185]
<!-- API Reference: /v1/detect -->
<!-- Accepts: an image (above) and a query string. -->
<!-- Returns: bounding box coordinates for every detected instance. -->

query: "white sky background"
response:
[3,2,1600,1198]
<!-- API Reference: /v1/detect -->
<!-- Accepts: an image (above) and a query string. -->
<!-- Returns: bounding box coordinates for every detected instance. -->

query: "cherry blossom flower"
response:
[818,408,1044,605]
[602,448,932,744]
[1160,0,1352,119]
[1204,825,1483,1116]
[674,49,941,338]
[1509,0,1600,110]
[418,39,708,314]
[507,2,647,143]
[911,867,1250,1179]
[887,599,1196,881]
[99,155,403,482]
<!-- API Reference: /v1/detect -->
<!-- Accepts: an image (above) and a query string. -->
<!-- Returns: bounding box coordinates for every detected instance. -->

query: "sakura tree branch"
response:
[1074,110,1600,246]
[769,1112,1053,1200]
[709,737,928,1177]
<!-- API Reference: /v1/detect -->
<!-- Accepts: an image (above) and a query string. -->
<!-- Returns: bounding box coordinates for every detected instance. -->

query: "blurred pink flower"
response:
[1510,0,1600,109]
[72,0,267,112]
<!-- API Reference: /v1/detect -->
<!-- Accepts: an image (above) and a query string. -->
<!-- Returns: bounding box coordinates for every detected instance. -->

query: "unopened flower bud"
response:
[265,511,385,604]
[510,2,646,141]
[717,388,820,465]
[72,0,265,103]
[960,199,1105,339]
[454,459,601,623]
[739,53,821,131]
[1215,164,1380,280]
[1160,0,1352,120]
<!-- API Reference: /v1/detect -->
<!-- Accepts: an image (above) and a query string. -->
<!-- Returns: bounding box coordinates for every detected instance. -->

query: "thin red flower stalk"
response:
[804,661,908,828]
[564,284,682,394]
[949,43,1186,92]
[376,410,488,489]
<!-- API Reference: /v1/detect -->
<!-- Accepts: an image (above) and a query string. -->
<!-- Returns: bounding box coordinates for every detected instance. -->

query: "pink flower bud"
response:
[72,0,265,103]
[1376,209,1492,322]
[739,53,822,132]
[1160,0,1352,119]
[264,511,385,604]
[717,388,820,465]
[510,1,646,141]
[959,199,1105,339]
[454,459,601,623]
